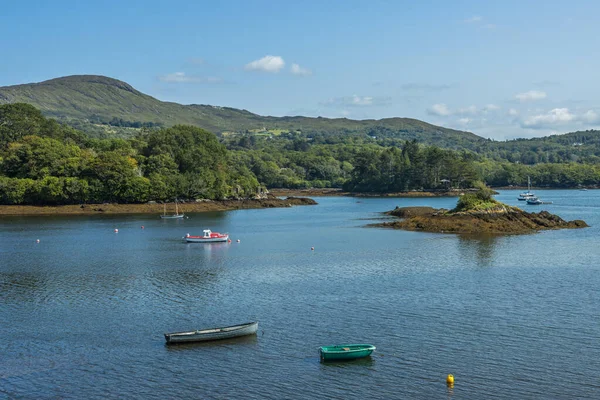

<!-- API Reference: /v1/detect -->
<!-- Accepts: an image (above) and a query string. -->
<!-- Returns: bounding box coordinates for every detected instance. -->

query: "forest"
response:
[1,103,599,205]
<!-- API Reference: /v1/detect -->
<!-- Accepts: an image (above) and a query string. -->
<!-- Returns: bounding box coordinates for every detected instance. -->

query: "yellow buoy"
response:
[446,374,454,385]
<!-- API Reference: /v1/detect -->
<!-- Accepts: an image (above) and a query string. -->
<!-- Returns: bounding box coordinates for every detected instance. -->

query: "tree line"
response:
[0,104,259,204]
[1,103,599,205]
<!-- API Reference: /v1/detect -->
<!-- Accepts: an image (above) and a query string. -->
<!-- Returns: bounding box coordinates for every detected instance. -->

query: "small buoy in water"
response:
[114,229,119,233]
[36,239,40,243]
[446,374,454,386]
[236,239,240,243]
[228,239,232,243]
[311,247,314,251]
[141,226,144,229]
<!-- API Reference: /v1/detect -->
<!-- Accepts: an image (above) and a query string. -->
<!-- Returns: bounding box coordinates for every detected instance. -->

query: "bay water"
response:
[1,190,599,399]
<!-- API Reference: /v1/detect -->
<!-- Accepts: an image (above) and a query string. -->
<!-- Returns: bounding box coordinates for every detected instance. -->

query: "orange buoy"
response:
[228,239,232,243]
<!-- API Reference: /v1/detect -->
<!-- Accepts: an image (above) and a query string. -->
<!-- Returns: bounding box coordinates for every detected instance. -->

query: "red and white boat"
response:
[184,229,229,243]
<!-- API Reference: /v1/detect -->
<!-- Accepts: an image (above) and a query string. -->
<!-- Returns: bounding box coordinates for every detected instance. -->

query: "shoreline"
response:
[268,188,470,198]
[270,187,596,198]
[0,197,317,216]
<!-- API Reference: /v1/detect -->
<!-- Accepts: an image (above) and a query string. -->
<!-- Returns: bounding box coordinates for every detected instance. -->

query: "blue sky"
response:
[2,0,599,140]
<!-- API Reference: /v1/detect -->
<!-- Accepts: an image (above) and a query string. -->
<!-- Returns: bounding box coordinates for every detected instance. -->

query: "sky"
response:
[2,0,600,140]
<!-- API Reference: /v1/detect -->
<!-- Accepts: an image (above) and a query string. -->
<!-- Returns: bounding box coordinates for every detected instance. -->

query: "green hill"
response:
[0,75,485,148]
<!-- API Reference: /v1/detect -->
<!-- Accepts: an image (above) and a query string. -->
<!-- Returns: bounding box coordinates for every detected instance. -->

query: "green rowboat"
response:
[319,344,376,362]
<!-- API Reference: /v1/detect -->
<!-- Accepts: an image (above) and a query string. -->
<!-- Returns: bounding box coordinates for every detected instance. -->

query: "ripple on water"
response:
[2,193,600,398]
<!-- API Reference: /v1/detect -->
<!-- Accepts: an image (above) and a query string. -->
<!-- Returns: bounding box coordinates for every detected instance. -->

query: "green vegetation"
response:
[0,104,259,204]
[0,75,484,147]
[2,72,600,206]
[4,75,600,167]
[453,182,501,212]
[222,129,600,190]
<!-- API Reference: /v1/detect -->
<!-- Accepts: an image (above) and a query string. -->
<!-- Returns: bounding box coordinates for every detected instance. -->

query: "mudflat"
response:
[0,197,317,216]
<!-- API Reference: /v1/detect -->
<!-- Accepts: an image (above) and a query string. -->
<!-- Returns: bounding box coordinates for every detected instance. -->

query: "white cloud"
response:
[464,16,482,23]
[187,57,205,65]
[457,118,471,125]
[159,72,195,83]
[158,72,223,83]
[322,95,391,107]
[427,103,451,116]
[350,95,373,106]
[400,83,452,91]
[483,104,500,112]
[515,90,547,102]
[457,105,478,115]
[581,110,600,124]
[290,63,312,76]
[522,108,575,129]
[520,108,600,129]
[427,103,502,119]
[463,16,496,29]
[508,108,519,116]
[245,55,285,73]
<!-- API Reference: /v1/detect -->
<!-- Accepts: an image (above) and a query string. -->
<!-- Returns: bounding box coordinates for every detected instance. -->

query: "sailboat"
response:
[160,199,185,219]
[517,176,535,201]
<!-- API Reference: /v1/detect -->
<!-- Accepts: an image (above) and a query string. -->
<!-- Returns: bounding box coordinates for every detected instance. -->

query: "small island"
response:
[374,184,588,234]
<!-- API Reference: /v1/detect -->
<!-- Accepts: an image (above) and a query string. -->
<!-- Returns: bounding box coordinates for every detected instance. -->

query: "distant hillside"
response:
[0,75,485,148]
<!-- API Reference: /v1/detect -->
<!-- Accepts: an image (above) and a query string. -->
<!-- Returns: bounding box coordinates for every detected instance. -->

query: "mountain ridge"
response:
[0,75,484,147]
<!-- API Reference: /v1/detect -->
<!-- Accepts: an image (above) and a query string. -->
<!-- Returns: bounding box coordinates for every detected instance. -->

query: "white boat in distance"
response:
[184,229,229,243]
[518,176,535,201]
[526,196,553,205]
[164,321,258,344]
[161,200,184,219]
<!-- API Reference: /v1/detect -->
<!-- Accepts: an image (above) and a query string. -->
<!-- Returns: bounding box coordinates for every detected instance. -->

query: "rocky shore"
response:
[374,206,588,234]
[0,197,317,216]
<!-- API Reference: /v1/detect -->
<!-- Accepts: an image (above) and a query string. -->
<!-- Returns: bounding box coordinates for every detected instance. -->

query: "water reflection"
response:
[183,241,231,262]
[164,334,258,351]
[0,273,48,303]
[319,356,375,368]
[150,268,222,289]
[2,193,600,399]
[457,234,501,266]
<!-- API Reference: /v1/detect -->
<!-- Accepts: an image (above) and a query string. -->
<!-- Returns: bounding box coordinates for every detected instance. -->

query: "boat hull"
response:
[161,214,184,219]
[165,321,258,344]
[319,344,376,362]
[184,235,229,243]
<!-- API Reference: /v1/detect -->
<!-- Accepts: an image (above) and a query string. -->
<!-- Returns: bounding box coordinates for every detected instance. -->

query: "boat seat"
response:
[342,347,350,351]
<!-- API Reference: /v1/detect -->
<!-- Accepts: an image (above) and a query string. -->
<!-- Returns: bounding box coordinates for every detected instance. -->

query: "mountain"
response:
[0,75,485,148]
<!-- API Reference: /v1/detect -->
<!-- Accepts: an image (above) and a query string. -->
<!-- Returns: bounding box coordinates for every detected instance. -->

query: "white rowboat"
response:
[164,321,258,344]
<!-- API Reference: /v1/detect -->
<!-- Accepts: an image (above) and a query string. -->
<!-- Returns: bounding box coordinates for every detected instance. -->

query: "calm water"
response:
[1,190,600,399]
